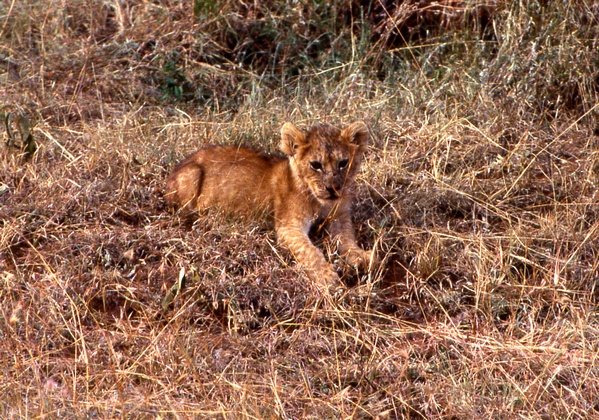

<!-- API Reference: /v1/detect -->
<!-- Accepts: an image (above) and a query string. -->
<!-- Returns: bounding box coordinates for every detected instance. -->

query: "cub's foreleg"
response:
[328,210,375,272]
[275,222,340,290]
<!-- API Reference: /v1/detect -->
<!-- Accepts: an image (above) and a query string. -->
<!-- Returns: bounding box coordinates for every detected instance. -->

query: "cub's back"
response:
[166,145,287,214]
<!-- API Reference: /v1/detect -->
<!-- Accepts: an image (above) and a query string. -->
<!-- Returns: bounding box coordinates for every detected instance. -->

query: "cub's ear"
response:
[341,122,369,155]
[280,123,306,156]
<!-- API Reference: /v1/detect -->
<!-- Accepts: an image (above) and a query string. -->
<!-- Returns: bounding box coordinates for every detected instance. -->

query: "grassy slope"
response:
[1,1,599,418]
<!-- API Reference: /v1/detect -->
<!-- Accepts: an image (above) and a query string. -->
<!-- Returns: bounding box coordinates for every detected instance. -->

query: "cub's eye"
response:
[310,161,323,171]
[338,159,349,170]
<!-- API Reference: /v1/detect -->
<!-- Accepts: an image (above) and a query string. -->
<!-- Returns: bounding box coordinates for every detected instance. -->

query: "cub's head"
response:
[280,122,369,202]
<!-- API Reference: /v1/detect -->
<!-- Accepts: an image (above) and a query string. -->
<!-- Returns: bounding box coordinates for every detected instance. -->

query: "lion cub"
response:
[165,122,374,290]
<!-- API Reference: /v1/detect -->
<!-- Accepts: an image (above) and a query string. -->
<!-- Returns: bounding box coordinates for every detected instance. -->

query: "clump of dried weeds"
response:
[2,1,599,418]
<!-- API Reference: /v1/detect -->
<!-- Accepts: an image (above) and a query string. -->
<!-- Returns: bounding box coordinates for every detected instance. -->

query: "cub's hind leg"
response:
[165,160,204,212]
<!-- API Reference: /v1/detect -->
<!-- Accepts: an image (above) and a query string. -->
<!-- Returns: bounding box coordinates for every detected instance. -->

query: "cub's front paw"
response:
[311,265,343,295]
[346,249,377,272]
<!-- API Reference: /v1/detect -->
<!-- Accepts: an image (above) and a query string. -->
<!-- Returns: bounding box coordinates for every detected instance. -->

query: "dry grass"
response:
[2,0,599,418]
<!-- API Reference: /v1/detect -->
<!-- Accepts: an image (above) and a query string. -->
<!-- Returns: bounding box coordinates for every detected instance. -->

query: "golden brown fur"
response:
[165,122,375,290]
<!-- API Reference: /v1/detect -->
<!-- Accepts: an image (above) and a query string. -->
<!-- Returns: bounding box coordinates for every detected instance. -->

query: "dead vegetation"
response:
[2,0,599,418]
